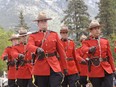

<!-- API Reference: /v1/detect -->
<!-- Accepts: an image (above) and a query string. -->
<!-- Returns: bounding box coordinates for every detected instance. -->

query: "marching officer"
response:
[76,34,88,87]
[60,25,80,87]
[27,11,68,87]
[1,34,19,87]
[81,20,115,87]
[11,28,35,87]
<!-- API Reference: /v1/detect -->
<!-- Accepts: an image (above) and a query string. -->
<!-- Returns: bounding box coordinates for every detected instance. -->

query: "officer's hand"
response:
[36,48,45,60]
[18,54,24,60]
[3,55,8,61]
[80,60,87,65]
[63,69,68,75]
[85,58,90,61]
[89,46,96,54]
[36,48,44,54]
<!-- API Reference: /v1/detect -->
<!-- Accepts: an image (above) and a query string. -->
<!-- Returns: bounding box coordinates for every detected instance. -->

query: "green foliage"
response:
[97,0,116,62]
[107,34,116,62]
[97,0,116,36]
[62,0,90,40]
[15,10,29,32]
[0,28,13,72]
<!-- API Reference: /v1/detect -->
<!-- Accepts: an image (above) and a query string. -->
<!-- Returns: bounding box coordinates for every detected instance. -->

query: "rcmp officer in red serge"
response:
[12,28,35,87]
[81,20,115,87]
[76,34,88,87]
[59,25,80,87]
[1,34,19,87]
[27,12,68,87]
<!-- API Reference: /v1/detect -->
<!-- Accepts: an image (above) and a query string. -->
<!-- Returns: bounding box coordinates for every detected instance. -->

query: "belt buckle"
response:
[99,58,102,62]
[45,53,48,58]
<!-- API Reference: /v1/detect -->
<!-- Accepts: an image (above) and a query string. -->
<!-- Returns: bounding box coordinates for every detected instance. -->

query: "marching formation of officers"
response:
[1,11,115,87]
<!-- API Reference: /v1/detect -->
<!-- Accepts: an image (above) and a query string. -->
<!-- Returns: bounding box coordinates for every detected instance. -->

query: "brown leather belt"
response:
[45,52,56,58]
[91,57,108,62]
[90,57,108,66]
[66,58,74,61]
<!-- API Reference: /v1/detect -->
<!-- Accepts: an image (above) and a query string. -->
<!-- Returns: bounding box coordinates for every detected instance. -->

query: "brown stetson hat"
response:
[8,34,19,41]
[18,27,28,37]
[33,12,52,22]
[60,25,68,33]
[88,20,101,30]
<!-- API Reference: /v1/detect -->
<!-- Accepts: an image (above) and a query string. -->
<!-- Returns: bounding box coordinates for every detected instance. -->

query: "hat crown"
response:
[89,20,100,29]
[11,34,18,38]
[33,11,52,21]
[34,11,52,21]
[18,27,27,35]
[38,12,47,19]
[60,25,68,32]
[9,34,19,41]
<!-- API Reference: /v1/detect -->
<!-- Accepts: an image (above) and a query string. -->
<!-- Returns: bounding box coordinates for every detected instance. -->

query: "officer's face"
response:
[11,39,19,46]
[60,32,68,39]
[90,26,101,37]
[19,35,28,44]
[38,20,48,31]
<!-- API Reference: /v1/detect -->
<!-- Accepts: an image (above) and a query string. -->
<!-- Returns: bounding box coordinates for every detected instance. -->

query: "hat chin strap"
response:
[61,37,68,41]
[42,28,47,32]
[91,32,100,38]
[39,29,47,32]
[39,27,47,32]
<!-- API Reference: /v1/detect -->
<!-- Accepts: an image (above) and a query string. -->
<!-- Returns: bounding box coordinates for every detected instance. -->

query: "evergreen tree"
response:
[62,0,90,40]
[15,10,29,32]
[97,0,116,36]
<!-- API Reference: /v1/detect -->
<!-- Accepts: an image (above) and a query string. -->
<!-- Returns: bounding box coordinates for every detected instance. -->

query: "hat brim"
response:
[88,25,101,30]
[19,34,27,37]
[33,18,52,22]
[19,32,32,37]
[8,37,20,41]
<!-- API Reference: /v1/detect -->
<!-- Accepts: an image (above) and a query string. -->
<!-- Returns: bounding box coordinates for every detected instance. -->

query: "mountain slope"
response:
[0,0,99,32]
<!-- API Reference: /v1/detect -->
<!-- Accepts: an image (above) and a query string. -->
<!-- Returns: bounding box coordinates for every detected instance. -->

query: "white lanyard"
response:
[97,37,102,58]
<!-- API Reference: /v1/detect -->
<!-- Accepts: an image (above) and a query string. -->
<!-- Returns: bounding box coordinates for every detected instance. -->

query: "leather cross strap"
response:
[64,40,70,52]
[40,30,50,47]
[45,52,56,58]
